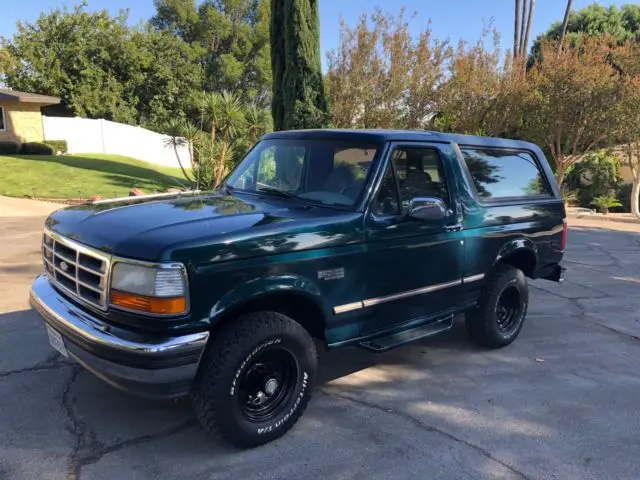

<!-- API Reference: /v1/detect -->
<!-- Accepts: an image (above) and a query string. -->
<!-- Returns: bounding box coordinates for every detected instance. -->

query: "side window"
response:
[461,148,552,199]
[392,147,450,209]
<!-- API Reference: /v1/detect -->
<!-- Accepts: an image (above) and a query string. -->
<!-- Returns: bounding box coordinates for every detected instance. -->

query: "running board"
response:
[358,315,454,352]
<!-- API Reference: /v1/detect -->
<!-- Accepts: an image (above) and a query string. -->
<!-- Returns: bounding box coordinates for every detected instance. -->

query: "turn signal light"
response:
[110,289,187,315]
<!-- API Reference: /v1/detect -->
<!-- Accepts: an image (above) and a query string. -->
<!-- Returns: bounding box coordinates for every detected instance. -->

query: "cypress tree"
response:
[270,0,329,130]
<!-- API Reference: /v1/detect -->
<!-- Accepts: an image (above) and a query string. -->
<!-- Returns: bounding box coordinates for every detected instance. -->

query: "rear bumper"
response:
[29,274,209,399]
[539,263,566,283]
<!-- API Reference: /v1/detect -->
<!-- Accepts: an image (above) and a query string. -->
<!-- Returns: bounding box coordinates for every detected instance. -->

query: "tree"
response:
[270,0,328,130]
[557,0,573,54]
[325,9,449,129]
[532,4,640,60]
[513,0,535,58]
[4,3,203,129]
[524,37,623,184]
[151,0,272,106]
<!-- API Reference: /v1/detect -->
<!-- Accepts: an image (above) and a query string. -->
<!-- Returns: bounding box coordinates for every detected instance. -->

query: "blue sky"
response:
[0,0,629,71]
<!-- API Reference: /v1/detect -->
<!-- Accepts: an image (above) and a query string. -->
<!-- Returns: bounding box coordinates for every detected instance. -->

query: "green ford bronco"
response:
[30,129,566,448]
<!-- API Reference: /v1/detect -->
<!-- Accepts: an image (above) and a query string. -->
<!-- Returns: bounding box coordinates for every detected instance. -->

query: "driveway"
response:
[2,196,640,480]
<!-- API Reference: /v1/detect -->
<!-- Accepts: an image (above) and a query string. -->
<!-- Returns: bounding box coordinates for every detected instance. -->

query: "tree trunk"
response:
[557,0,573,55]
[522,0,535,59]
[172,142,193,184]
[632,171,640,218]
[214,142,229,188]
[518,0,527,56]
[514,0,521,58]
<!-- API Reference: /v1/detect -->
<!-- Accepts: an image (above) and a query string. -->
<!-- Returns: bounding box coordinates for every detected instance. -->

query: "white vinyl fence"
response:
[42,116,190,169]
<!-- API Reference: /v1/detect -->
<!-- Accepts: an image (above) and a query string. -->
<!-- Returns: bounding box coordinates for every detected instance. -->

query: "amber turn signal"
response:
[110,289,187,315]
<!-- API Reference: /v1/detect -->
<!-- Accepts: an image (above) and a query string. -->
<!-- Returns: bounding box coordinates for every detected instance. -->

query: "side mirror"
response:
[408,197,446,221]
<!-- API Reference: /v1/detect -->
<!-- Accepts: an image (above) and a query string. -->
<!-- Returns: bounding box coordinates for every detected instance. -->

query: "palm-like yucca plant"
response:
[590,195,622,215]
[162,117,194,185]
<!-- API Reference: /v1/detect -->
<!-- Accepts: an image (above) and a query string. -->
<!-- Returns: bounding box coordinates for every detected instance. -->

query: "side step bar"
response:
[358,315,454,352]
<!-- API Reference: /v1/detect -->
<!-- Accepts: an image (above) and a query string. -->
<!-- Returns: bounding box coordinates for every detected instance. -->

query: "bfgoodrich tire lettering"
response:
[191,311,317,448]
[465,264,529,349]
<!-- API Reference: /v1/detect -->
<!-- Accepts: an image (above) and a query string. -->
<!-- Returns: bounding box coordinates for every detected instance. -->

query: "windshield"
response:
[226,139,379,209]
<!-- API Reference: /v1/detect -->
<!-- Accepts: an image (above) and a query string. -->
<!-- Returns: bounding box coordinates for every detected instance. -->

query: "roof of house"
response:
[0,88,60,106]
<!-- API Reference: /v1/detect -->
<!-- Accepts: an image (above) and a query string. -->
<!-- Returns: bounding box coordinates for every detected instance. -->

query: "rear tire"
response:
[465,264,529,349]
[191,311,317,448]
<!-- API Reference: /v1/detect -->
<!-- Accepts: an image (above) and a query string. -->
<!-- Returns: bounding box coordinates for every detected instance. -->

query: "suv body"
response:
[30,129,566,447]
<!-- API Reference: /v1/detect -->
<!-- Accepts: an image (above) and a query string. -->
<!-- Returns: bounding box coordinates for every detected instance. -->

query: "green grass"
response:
[0,153,190,199]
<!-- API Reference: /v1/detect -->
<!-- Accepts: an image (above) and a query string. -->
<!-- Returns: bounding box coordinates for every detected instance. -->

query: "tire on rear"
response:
[465,264,529,349]
[191,311,317,448]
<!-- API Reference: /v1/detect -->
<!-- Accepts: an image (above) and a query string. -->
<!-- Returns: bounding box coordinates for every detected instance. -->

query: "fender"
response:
[493,237,538,274]
[208,273,325,323]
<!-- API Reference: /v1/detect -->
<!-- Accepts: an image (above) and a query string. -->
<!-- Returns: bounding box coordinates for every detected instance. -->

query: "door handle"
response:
[444,224,463,232]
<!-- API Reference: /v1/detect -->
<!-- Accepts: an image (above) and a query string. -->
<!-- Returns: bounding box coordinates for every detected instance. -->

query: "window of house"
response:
[373,147,449,215]
[460,148,552,200]
[0,107,6,131]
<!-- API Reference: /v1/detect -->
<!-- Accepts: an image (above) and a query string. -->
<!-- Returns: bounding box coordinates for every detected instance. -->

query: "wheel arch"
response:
[493,238,538,278]
[209,275,328,343]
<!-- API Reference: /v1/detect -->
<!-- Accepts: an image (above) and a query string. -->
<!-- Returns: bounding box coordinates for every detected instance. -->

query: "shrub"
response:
[0,140,21,155]
[590,195,622,215]
[20,142,54,155]
[564,151,623,207]
[44,140,68,154]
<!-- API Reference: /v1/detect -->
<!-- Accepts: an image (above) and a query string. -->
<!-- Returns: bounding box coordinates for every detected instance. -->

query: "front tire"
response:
[465,264,529,349]
[191,311,317,448]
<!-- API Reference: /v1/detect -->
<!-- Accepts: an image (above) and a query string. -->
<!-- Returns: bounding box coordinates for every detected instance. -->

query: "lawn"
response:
[0,153,190,199]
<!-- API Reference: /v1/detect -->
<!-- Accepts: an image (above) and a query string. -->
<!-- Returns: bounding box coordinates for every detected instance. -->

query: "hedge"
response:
[20,142,54,155]
[0,141,21,155]
[44,140,68,154]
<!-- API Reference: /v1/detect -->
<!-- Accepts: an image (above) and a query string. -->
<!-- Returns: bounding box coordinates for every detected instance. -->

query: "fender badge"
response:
[318,268,345,281]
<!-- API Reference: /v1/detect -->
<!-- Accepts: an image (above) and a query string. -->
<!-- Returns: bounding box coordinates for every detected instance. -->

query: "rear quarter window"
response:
[460,148,552,200]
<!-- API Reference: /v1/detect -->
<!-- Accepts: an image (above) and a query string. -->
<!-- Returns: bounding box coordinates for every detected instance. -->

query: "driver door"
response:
[361,142,464,333]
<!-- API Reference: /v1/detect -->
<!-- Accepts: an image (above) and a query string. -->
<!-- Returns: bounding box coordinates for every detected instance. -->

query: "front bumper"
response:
[29,274,209,399]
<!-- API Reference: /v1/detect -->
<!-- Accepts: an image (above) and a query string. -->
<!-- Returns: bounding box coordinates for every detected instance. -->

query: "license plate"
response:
[46,325,68,358]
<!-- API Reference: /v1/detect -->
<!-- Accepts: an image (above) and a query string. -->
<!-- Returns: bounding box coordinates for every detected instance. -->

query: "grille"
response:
[42,231,110,310]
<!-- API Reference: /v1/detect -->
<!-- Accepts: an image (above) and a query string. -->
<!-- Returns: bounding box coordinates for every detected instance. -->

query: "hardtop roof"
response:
[262,128,540,151]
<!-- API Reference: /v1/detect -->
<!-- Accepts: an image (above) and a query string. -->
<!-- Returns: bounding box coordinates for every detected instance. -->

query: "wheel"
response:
[191,311,317,448]
[465,264,529,349]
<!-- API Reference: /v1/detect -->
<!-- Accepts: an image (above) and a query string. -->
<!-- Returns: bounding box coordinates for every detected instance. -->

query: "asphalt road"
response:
[1,198,640,480]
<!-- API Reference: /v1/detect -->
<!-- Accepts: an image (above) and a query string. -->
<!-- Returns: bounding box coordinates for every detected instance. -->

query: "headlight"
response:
[109,262,188,315]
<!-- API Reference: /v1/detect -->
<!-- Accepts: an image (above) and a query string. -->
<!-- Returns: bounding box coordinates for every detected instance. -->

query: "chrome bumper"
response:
[29,274,209,398]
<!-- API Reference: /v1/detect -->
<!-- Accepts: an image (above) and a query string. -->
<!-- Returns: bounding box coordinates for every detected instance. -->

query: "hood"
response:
[46,192,361,262]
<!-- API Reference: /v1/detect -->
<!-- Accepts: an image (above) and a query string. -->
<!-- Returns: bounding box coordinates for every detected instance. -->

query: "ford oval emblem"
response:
[60,261,69,272]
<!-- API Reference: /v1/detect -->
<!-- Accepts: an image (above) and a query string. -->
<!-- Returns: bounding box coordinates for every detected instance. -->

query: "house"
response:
[0,89,60,144]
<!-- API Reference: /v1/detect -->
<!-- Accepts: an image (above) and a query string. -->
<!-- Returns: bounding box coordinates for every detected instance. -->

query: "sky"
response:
[0,0,631,71]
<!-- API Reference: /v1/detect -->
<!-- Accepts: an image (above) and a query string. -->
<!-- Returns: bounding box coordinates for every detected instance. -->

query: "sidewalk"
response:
[0,195,62,218]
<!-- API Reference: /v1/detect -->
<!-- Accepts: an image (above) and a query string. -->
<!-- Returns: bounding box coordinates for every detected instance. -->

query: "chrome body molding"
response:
[362,279,462,308]
[462,273,485,283]
[333,278,466,314]
[333,301,364,315]
[30,274,208,398]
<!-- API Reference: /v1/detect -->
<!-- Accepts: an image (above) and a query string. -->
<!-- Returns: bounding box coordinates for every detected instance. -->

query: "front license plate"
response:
[46,325,68,358]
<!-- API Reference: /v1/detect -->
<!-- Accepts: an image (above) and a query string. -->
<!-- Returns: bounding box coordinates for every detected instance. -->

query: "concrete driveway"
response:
[2,196,640,480]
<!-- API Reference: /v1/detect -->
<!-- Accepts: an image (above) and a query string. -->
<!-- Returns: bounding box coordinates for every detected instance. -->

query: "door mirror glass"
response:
[408,197,446,221]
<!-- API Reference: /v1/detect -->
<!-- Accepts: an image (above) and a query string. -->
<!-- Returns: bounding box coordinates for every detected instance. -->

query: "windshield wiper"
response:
[256,186,301,201]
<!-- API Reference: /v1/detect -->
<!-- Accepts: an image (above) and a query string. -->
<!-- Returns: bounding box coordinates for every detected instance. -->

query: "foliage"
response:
[0,153,185,199]
[590,195,623,214]
[43,140,68,154]
[271,0,328,130]
[20,142,54,155]
[564,150,623,207]
[616,183,633,213]
[165,90,272,190]
[3,2,203,128]
[151,0,272,106]
[326,9,450,129]
[0,141,20,155]
[523,37,623,182]
[531,4,640,61]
